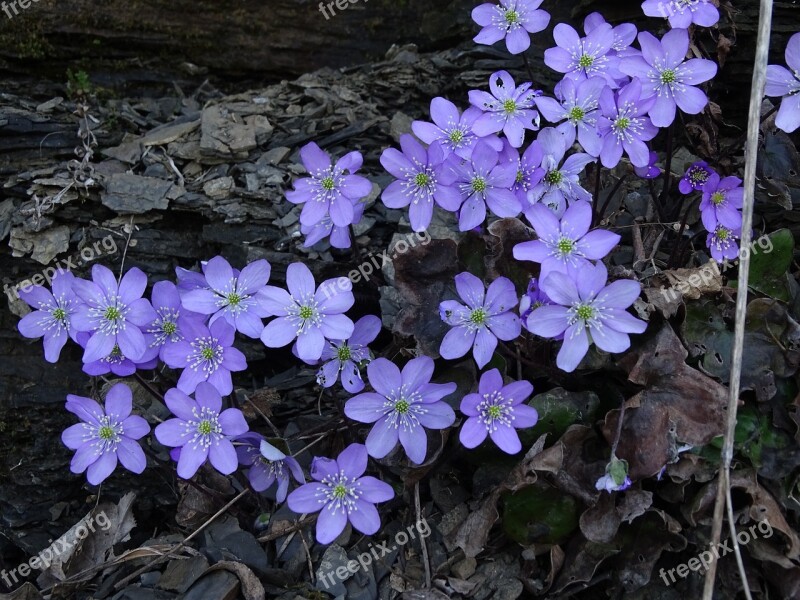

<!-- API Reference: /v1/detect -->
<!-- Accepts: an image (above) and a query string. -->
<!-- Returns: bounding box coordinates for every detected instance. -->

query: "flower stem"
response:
[659,122,675,214]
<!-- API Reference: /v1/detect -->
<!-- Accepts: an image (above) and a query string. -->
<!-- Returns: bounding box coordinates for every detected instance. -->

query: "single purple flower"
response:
[155,382,249,479]
[344,357,456,464]
[287,443,394,544]
[471,0,551,55]
[519,278,554,323]
[544,23,620,88]
[535,77,606,156]
[499,140,545,206]
[596,455,632,492]
[235,433,305,502]
[634,150,662,179]
[412,98,501,160]
[300,200,365,249]
[380,134,462,232]
[17,270,81,363]
[679,161,715,194]
[260,262,354,363]
[286,142,372,228]
[71,265,157,364]
[145,280,206,361]
[513,201,620,281]
[527,262,647,372]
[459,368,538,454]
[597,78,659,168]
[619,28,718,127]
[439,273,522,367]
[699,173,744,231]
[317,315,381,393]
[445,141,520,231]
[469,70,541,148]
[162,317,247,396]
[526,128,595,217]
[642,0,719,28]
[181,257,272,339]
[62,383,150,485]
[707,224,741,261]
[765,33,800,133]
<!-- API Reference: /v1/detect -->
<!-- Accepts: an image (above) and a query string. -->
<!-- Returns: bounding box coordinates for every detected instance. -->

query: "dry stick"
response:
[114,489,250,590]
[414,482,431,589]
[701,1,772,598]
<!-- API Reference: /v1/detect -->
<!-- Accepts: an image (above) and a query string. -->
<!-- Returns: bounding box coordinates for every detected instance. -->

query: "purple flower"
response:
[469,70,541,148]
[62,383,150,485]
[527,262,646,372]
[499,140,545,206]
[446,141,520,231]
[412,98,501,160]
[642,0,719,29]
[286,142,372,228]
[699,173,744,231]
[535,77,606,157]
[317,315,381,393]
[620,29,718,127]
[526,128,595,217]
[145,281,206,361]
[155,382,249,479]
[17,270,80,363]
[344,357,456,464]
[513,201,620,282]
[544,23,620,88]
[597,78,659,169]
[380,134,462,232]
[72,265,157,364]
[679,161,715,194]
[584,12,638,57]
[634,150,662,179]
[595,456,632,492]
[459,369,538,454]
[707,224,741,261]
[519,278,554,323]
[287,443,394,544]
[181,257,272,339]
[260,262,354,363]
[439,273,521,368]
[235,433,305,501]
[471,0,551,55]
[162,317,247,395]
[300,204,365,250]
[82,343,158,377]
[765,33,800,133]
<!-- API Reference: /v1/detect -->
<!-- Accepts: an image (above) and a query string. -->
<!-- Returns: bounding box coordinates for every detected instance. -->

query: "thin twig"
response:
[701,1,772,597]
[415,482,431,588]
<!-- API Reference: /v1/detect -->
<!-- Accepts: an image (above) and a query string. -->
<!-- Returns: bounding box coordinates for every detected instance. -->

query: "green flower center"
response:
[321,176,335,191]
[226,292,242,306]
[52,307,66,322]
[198,420,213,435]
[504,9,519,24]
[449,130,464,144]
[471,176,487,193]
[98,425,115,440]
[579,54,594,68]
[201,347,215,360]
[515,170,525,184]
[711,191,726,205]
[661,69,676,84]
[488,405,502,419]
[336,345,352,361]
[690,169,709,184]
[614,116,630,131]
[332,483,348,499]
[470,308,487,326]
[299,305,314,320]
[502,99,517,115]
[575,304,595,321]
[104,306,121,321]
[162,321,177,335]
[110,345,122,358]
[569,106,586,122]
[556,237,576,256]
[716,228,730,241]
[545,170,563,185]
[395,399,410,414]
[415,172,431,187]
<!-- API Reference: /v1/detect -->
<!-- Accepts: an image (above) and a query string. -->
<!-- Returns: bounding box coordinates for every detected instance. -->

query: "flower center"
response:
[395,399,410,414]
[104,306,121,321]
[488,405,502,419]
[299,305,314,320]
[556,237,576,257]
[575,304,595,321]
[162,321,177,335]
[504,9,519,25]
[569,106,586,122]
[470,308,487,326]
[449,129,464,144]
[321,176,335,191]
[52,307,67,322]
[716,227,731,241]
[579,54,594,69]
[332,483,348,499]
[201,347,215,360]
[689,168,709,184]
[515,170,525,184]
[661,69,676,85]
[711,191,726,205]
[502,99,517,115]
[226,292,242,307]
[197,420,213,435]
[98,425,115,440]
[545,170,563,185]
[471,176,488,193]
[336,345,352,361]
[477,391,513,431]
[614,116,630,131]
[415,172,431,187]
[109,345,122,358]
